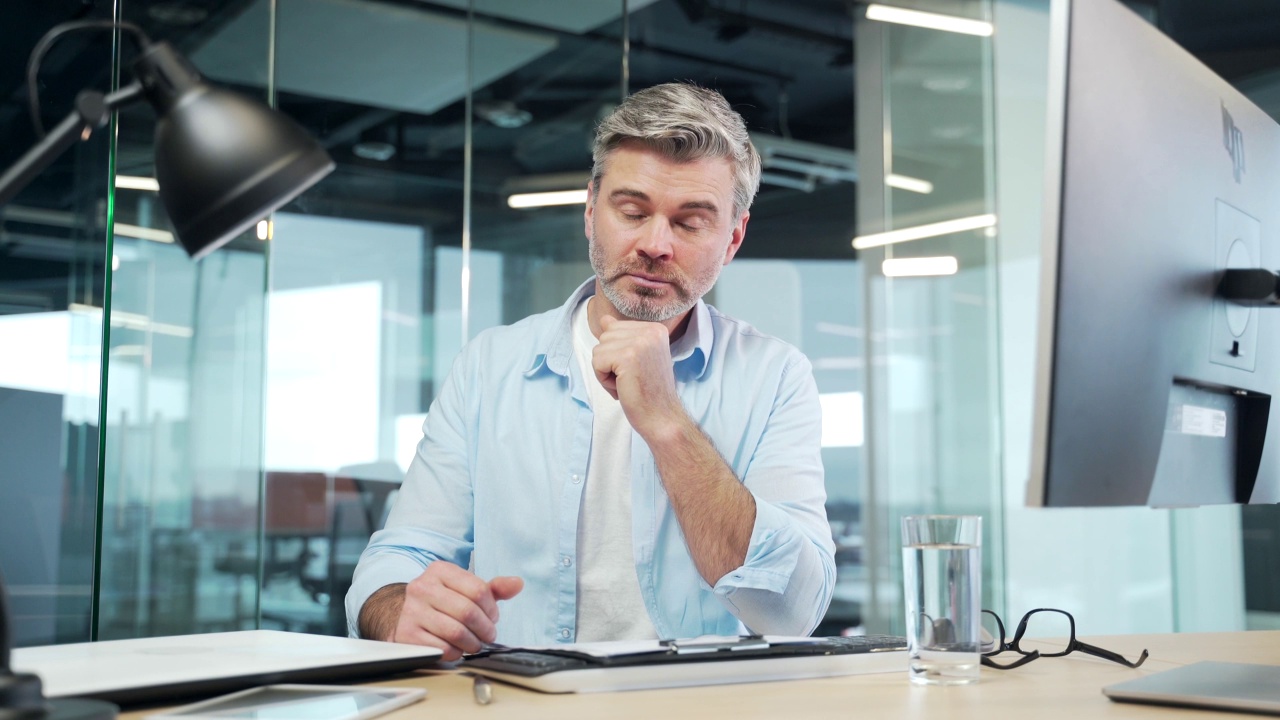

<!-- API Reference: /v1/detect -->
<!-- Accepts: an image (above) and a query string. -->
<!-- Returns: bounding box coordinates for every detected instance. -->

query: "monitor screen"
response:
[1029,0,1280,507]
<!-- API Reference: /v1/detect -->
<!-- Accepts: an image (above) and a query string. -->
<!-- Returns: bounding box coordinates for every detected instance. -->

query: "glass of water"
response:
[901,515,982,685]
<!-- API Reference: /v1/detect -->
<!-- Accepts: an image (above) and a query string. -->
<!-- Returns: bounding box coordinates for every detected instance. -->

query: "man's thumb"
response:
[489,576,524,601]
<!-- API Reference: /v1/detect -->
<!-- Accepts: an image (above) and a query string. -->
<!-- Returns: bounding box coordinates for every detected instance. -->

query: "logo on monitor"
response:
[1222,103,1245,183]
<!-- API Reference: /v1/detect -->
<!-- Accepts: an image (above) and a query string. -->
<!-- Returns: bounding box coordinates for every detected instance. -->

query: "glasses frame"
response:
[980,608,1149,670]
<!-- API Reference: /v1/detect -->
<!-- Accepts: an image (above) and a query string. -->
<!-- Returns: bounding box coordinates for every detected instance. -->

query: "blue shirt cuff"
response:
[710,499,799,597]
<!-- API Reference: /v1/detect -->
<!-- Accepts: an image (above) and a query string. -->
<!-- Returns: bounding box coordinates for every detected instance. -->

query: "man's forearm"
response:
[646,412,756,585]
[357,583,407,641]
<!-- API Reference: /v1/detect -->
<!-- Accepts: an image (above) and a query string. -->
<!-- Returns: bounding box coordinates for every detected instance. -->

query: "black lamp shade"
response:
[134,43,334,259]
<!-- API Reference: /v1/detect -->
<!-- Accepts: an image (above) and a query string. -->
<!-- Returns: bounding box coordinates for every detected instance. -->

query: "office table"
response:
[120,631,1280,719]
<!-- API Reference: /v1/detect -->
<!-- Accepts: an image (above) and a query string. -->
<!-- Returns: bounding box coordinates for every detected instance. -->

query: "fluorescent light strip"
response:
[115,176,160,192]
[507,189,589,209]
[882,256,959,277]
[865,3,994,37]
[114,223,175,244]
[886,174,934,194]
[852,213,996,250]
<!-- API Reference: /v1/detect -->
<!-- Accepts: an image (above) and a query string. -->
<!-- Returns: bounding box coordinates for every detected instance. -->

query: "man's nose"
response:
[635,218,675,261]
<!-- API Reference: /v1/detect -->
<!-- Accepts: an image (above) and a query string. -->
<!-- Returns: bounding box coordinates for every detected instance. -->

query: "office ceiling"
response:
[1,0,1279,313]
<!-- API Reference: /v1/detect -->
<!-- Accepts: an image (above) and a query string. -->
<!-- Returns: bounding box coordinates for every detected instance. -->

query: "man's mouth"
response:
[625,272,672,289]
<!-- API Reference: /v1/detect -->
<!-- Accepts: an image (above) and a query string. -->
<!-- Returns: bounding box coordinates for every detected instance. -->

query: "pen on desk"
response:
[472,673,493,705]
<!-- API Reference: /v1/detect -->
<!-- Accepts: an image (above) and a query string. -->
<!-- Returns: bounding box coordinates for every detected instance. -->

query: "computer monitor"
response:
[1028,0,1280,508]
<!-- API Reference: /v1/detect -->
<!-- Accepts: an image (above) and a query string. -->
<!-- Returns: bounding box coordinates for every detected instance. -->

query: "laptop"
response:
[1103,661,1280,715]
[10,630,443,706]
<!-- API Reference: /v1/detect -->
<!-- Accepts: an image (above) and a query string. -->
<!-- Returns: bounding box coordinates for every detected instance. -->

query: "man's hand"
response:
[361,562,523,661]
[592,314,685,440]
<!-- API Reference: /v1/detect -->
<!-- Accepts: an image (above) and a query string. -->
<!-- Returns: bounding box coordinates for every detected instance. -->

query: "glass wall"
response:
[2,0,1001,644]
[96,2,274,639]
[855,1,1004,632]
[0,3,118,646]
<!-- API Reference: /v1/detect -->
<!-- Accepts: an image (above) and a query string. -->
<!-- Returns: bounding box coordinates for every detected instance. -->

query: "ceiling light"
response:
[882,256,959,277]
[147,2,209,26]
[853,213,996,250]
[353,141,396,161]
[865,4,994,37]
[475,100,533,129]
[508,189,589,209]
[115,175,160,192]
[922,76,973,93]
[886,174,934,194]
[114,222,175,244]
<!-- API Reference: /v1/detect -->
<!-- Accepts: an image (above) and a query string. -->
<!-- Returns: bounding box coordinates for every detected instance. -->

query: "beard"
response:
[589,225,720,322]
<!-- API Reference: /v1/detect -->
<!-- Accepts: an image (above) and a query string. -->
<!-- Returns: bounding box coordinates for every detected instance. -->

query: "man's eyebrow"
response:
[609,189,720,216]
[609,188,650,203]
[680,200,719,216]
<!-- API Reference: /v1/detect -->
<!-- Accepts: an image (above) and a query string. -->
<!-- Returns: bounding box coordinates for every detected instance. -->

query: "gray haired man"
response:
[348,83,835,658]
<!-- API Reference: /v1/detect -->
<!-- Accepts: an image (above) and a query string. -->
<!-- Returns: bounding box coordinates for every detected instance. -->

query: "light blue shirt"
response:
[346,279,835,644]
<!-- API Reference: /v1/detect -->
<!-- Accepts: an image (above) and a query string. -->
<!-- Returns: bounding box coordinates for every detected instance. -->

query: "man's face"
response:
[584,142,748,325]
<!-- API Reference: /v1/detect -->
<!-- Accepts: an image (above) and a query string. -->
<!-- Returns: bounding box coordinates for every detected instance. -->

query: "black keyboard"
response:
[464,635,908,678]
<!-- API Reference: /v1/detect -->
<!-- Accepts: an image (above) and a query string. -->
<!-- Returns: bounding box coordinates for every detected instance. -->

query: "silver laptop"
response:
[10,630,443,706]
[1104,661,1280,715]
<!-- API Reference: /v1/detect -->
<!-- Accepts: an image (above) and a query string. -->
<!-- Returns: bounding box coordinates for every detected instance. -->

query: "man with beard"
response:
[347,83,835,658]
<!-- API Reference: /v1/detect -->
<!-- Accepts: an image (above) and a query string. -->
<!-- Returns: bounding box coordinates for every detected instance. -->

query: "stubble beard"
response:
[589,225,720,322]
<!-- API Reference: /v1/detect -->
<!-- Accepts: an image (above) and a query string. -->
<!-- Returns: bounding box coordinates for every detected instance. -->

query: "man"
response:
[347,83,835,659]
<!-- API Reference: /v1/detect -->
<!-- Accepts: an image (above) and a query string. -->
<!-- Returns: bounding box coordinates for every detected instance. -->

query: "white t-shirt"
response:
[571,297,657,642]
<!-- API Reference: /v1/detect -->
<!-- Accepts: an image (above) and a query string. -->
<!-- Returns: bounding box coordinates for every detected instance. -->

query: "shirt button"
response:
[571,474,581,484]
[561,555,573,567]
[560,628,571,639]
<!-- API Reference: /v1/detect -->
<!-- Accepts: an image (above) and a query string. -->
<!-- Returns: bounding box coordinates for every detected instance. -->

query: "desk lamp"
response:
[0,19,335,720]
[0,19,335,258]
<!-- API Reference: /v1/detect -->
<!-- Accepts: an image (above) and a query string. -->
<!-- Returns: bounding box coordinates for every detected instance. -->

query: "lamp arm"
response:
[0,81,145,207]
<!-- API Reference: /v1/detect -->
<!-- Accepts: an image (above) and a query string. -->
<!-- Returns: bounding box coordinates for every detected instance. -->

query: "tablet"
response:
[147,685,425,720]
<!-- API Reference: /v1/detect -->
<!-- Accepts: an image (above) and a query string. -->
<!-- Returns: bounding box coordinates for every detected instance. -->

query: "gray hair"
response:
[591,83,762,219]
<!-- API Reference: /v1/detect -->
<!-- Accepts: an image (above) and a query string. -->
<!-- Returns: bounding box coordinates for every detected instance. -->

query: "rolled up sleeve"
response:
[711,354,836,636]
[344,347,477,638]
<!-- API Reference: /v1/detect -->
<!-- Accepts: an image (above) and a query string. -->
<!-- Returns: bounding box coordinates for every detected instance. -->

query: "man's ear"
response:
[583,181,596,241]
[723,211,749,265]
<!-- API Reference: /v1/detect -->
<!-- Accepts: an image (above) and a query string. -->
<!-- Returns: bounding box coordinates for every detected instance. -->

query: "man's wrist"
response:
[358,583,407,641]
[635,403,695,450]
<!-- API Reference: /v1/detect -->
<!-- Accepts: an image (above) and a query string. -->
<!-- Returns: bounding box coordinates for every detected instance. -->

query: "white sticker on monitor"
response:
[1176,404,1227,438]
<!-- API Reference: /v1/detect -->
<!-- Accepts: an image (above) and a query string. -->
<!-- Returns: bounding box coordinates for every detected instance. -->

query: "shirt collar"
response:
[525,278,712,380]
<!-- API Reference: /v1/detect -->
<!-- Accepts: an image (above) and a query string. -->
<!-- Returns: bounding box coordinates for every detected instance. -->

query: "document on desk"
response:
[463,634,907,694]
[516,635,829,658]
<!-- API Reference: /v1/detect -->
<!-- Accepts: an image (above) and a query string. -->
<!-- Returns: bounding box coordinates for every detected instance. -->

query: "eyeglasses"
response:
[980,608,1149,670]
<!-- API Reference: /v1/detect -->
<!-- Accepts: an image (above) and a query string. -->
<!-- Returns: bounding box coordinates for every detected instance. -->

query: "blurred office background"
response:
[1,0,1278,646]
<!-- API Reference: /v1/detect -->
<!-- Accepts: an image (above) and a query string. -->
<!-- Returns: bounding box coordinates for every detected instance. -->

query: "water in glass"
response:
[902,540,981,685]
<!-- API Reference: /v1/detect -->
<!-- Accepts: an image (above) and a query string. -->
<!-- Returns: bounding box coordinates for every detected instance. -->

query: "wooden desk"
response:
[121,631,1280,719]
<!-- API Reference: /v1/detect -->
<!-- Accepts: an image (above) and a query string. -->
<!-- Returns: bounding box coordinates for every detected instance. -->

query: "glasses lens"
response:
[1020,610,1072,655]
[979,612,1002,653]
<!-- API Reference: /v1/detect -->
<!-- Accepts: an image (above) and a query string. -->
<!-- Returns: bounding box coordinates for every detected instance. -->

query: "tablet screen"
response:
[150,685,425,720]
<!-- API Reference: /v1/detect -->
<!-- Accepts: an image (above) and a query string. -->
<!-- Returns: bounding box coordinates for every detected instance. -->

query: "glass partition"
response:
[855,1,1004,633]
[0,0,906,638]
[0,4,118,646]
[95,1,273,639]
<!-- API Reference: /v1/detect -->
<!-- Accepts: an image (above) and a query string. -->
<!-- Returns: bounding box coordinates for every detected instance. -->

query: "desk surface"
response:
[121,631,1280,719]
